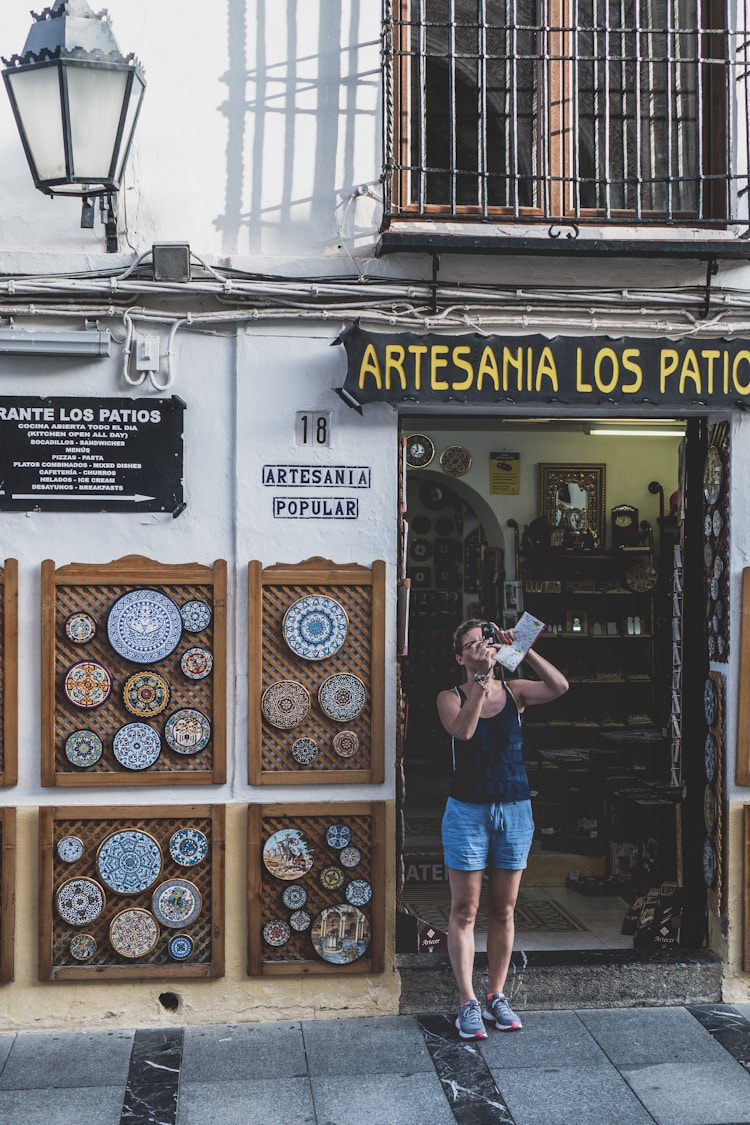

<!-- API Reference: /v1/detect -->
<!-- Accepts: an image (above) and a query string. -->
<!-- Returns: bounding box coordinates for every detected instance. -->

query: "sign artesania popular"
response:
[336,325,750,407]
[0,396,184,512]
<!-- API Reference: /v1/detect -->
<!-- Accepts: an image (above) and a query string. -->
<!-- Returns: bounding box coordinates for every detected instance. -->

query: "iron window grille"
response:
[383,0,750,227]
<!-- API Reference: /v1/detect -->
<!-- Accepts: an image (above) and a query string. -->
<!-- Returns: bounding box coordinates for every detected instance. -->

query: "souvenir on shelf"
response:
[64,612,97,645]
[123,671,171,718]
[113,722,162,770]
[97,829,162,895]
[282,594,348,660]
[63,661,112,709]
[56,878,106,926]
[151,878,202,928]
[180,599,212,633]
[318,674,366,722]
[261,680,310,729]
[164,708,211,755]
[262,827,314,880]
[168,827,208,867]
[65,729,103,768]
[310,903,371,965]
[109,908,160,958]
[180,647,213,680]
[106,588,183,664]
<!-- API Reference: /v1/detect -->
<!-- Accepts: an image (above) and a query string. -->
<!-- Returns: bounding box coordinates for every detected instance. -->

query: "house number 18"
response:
[296,412,330,447]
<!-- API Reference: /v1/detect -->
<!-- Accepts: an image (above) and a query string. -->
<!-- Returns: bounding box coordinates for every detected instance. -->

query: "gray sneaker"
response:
[483,992,522,1030]
[455,998,488,1039]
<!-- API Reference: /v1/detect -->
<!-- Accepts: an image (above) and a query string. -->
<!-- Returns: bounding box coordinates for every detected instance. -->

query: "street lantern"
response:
[2,0,146,251]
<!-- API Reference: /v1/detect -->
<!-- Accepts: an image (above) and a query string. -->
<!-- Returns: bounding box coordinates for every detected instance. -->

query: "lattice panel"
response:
[249,802,384,975]
[42,806,224,980]
[706,672,725,918]
[260,582,372,773]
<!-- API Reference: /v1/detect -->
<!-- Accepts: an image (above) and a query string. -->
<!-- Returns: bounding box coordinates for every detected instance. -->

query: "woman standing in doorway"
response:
[436,619,569,1039]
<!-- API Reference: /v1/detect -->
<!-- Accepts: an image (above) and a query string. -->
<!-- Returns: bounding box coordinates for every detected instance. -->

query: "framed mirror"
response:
[539,463,606,547]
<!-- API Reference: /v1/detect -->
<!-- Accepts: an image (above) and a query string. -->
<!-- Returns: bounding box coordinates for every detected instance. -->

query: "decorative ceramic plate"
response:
[107,589,183,664]
[65,612,97,645]
[704,678,717,726]
[152,878,201,928]
[262,828,314,880]
[318,674,366,723]
[263,919,291,947]
[169,827,209,867]
[332,730,359,758]
[63,661,112,709]
[97,829,162,894]
[56,877,106,926]
[261,680,310,729]
[409,538,432,562]
[704,514,713,538]
[325,824,351,850]
[65,729,103,768]
[405,433,435,469]
[181,600,212,633]
[704,541,714,569]
[168,934,194,961]
[339,846,361,869]
[164,708,211,755]
[123,671,171,718]
[625,564,658,593]
[703,838,716,887]
[704,785,718,834]
[281,884,307,910]
[113,722,162,770]
[180,647,213,680]
[411,515,431,534]
[283,595,349,661]
[714,556,724,579]
[710,576,719,600]
[440,444,472,477]
[290,909,311,932]
[704,445,723,504]
[708,634,716,658]
[292,737,318,764]
[109,908,160,958]
[712,509,723,538]
[319,865,345,891]
[345,879,373,906]
[57,835,84,863]
[310,903,371,965]
[419,481,447,510]
[705,733,717,781]
[69,933,97,961]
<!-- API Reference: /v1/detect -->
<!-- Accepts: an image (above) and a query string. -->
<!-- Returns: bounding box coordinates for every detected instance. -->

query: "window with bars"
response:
[384,0,750,225]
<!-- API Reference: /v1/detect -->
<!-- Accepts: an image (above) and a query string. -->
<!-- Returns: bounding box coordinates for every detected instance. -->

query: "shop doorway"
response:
[396,416,706,956]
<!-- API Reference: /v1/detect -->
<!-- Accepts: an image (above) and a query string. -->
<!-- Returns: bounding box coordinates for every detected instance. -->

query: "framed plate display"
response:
[282,595,348,660]
[318,674,367,723]
[262,828,314,881]
[164,709,211,755]
[42,557,227,787]
[109,908,160,958]
[97,829,162,894]
[169,827,208,867]
[310,903,371,964]
[40,805,225,980]
[152,878,201,928]
[65,612,96,645]
[106,589,183,664]
[261,681,310,730]
[113,723,162,771]
[404,433,435,469]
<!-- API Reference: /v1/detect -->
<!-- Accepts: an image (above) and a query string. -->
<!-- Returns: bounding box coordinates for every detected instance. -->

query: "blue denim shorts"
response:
[441,796,535,871]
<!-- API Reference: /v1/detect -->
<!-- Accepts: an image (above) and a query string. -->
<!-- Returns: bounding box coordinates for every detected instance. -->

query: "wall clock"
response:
[405,433,435,468]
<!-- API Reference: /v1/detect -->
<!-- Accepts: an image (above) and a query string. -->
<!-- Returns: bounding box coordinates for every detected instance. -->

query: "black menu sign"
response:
[0,396,184,512]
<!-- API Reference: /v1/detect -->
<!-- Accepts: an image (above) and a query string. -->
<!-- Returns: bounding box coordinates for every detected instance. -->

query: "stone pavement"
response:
[0,1003,748,1124]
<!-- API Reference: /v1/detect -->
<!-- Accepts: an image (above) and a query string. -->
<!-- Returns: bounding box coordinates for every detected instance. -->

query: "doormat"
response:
[402,886,586,933]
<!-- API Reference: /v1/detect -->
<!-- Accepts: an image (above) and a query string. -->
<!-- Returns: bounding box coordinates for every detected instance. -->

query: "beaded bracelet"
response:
[473,672,491,691]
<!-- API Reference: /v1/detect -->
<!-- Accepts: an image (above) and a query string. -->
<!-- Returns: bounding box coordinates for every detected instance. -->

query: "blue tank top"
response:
[449,683,530,803]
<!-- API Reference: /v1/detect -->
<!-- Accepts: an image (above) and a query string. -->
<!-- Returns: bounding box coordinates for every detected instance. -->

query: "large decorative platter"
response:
[164,708,211,755]
[262,827,314,880]
[169,827,208,867]
[106,588,183,664]
[282,595,349,661]
[310,903,371,964]
[65,729,103,768]
[65,612,97,645]
[180,599,212,633]
[63,661,112,709]
[109,908,160,958]
[97,829,162,894]
[180,647,213,680]
[123,671,171,718]
[152,879,201,928]
[261,680,310,729]
[56,877,106,926]
[318,674,366,722]
[113,722,162,770]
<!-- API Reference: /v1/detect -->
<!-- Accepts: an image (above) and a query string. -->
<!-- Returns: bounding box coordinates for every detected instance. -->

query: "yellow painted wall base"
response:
[1,804,401,1032]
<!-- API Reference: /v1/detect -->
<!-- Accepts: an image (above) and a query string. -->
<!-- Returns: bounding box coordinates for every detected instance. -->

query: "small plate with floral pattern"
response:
[63,661,112,709]
[64,612,97,645]
[262,681,310,729]
[318,675,366,723]
[281,884,307,910]
[263,919,291,947]
[180,600,212,633]
[332,730,359,758]
[69,933,97,961]
[113,722,162,770]
[292,737,318,764]
[339,846,361,869]
[109,908,160,958]
[345,879,372,906]
[65,729,103,768]
[151,878,201,928]
[180,647,213,680]
[169,827,208,867]
[326,824,351,850]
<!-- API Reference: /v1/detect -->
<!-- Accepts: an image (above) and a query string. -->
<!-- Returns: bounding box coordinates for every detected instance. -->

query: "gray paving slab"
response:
[0,1028,133,1090]
[177,1077,316,1125]
[181,1021,307,1081]
[301,1014,435,1076]
[478,1010,610,1068]
[578,1006,729,1066]
[735,1003,750,1022]
[0,1084,125,1124]
[621,1059,750,1125]
[493,1064,656,1125]
[310,1072,458,1125]
[0,1034,15,1074]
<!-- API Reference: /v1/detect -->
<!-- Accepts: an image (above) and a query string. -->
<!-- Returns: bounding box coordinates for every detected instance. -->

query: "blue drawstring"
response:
[490,803,504,832]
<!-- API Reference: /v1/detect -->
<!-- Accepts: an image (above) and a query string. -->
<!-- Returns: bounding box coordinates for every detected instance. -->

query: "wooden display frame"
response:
[744,805,750,971]
[248,801,385,976]
[39,804,225,981]
[0,808,16,983]
[41,556,227,786]
[0,560,18,787]
[248,558,385,784]
[737,568,750,787]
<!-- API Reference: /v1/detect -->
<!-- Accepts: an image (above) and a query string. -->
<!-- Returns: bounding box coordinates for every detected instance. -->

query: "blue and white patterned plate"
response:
[326,824,351,850]
[106,589,183,664]
[56,877,106,926]
[168,933,194,961]
[281,884,307,910]
[345,879,372,906]
[64,612,97,645]
[291,737,318,764]
[289,909,311,932]
[57,835,84,863]
[97,830,162,894]
[164,708,211,755]
[180,600,212,633]
[113,722,162,770]
[65,729,103,768]
[152,878,201,928]
[169,827,208,867]
[282,595,348,660]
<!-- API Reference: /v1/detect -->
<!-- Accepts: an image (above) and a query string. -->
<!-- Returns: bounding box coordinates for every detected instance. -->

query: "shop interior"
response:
[398,416,696,954]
